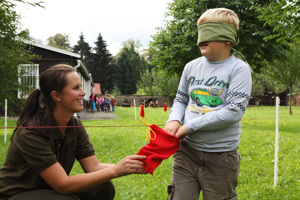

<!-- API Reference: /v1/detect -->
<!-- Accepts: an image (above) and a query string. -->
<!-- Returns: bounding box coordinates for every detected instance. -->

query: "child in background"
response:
[96,95,102,112]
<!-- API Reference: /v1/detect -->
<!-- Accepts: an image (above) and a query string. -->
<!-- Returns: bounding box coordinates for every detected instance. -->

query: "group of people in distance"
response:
[0,8,252,200]
[89,92,116,113]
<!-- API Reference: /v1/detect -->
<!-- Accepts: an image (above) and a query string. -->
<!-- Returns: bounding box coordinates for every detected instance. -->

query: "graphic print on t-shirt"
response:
[190,88,223,107]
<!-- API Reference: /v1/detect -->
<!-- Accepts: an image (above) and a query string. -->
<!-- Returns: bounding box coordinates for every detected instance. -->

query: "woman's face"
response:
[58,72,86,114]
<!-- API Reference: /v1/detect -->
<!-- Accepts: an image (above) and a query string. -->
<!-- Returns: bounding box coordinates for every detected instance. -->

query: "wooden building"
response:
[0,42,94,116]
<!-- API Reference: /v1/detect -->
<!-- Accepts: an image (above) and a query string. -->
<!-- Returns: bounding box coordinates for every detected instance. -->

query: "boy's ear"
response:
[51,91,62,102]
[225,41,232,45]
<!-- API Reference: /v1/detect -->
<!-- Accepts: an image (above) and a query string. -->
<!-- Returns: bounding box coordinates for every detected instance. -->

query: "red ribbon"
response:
[140,105,145,118]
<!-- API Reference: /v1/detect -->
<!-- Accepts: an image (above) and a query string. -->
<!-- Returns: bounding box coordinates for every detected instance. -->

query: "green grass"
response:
[0,106,299,199]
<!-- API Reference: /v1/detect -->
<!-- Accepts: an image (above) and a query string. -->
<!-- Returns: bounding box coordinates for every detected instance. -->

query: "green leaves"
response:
[0,0,39,111]
[115,41,148,95]
[150,0,288,74]
[46,33,71,50]
[255,0,300,44]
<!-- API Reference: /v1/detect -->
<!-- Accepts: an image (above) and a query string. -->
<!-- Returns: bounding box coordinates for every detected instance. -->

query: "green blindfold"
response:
[197,22,239,46]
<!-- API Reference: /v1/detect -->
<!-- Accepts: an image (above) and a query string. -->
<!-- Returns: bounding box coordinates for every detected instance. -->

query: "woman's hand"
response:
[113,155,147,177]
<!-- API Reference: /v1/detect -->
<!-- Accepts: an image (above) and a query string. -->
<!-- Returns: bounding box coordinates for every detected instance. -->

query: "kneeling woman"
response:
[0,64,146,200]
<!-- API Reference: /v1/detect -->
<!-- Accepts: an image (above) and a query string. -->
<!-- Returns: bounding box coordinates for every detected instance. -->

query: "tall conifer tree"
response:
[73,32,92,65]
[90,33,113,93]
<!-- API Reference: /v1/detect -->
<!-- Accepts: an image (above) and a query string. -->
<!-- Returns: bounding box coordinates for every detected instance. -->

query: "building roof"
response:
[26,41,80,58]
[94,83,101,95]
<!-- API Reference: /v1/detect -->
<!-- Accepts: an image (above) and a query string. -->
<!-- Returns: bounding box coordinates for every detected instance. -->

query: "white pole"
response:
[4,99,7,144]
[274,97,280,187]
[134,99,137,120]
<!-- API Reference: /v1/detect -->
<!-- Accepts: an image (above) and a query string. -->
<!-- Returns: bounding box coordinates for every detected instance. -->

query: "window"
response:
[18,64,39,99]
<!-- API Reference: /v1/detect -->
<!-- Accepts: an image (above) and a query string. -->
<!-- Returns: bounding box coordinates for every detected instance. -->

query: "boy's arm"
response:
[186,65,252,133]
[164,121,181,136]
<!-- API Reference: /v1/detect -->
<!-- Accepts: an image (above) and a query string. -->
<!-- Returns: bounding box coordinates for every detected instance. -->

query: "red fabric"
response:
[111,99,116,106]
[137,124,180,175]
[90,95,95,101]
[140,105,145,118]
[164,103,167,112]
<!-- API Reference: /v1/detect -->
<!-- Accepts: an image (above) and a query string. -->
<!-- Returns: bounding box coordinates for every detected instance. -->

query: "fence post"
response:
[274,97,280,187]
[5,99,7,144]
[134,99,137,120]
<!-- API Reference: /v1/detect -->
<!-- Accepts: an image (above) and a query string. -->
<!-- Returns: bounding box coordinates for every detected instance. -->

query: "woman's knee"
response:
[75,181,115,200]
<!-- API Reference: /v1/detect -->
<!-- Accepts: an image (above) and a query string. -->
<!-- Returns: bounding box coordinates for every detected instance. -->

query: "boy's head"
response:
[197,8,240,48]
[197,8,239,30]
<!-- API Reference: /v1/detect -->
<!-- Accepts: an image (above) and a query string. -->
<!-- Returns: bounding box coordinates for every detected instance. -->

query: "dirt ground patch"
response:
[77,111,117,120]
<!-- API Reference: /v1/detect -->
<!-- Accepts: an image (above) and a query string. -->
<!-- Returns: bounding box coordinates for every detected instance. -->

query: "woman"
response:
[0,64,146,200]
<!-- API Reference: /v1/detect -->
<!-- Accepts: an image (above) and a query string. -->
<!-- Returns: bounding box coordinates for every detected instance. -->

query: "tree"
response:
[265,44,300,115]
[137,69,159,96]
[115,48,137,94]
[115,39,148,94]
[0,0,42,112]
[46,33,71,50]
[254,0,300,44]
[72,32,92,64]
[153,71,179,106]
[88,33,114,93]
[251,72,286,106]
[150,0,287,75]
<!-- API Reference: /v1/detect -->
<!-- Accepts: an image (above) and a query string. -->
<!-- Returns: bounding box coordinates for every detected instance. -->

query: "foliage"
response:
[153,70,179,97]
[73,33,115,93]
[90,34,114,93]
[72,32,92,63]
[251,72,287,101]
[265,44,300,115]
[111,85,121,97]
[46,33,71,50]
[137,69,159,96]
[115,40,148,95]
[254,0,300,44]
[150,0,287,75]
[115,48,138,95]
[1,107,300,199]
[0,0,42,111]
[251,73,267,101]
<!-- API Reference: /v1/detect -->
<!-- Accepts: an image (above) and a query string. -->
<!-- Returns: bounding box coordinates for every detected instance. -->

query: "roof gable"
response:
[27,41,80,58]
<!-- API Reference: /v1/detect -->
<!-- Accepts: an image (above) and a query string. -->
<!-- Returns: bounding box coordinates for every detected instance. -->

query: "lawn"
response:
[0,106,299,199]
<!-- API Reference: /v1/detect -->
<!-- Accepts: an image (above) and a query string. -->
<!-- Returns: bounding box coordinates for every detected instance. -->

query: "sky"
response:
[17,0,172,55]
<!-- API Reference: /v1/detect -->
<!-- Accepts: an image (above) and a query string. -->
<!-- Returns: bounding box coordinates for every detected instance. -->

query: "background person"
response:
[96,95,102,112]
[89,92,96,113]
[164,8,252,200]
[111,97,116,112]
[0,64,146,200]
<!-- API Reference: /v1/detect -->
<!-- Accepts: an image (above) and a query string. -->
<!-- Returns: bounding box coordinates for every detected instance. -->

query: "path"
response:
[77,111,118,120]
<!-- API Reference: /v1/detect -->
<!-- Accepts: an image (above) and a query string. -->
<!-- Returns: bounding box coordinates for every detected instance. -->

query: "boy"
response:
[164,8,252,200]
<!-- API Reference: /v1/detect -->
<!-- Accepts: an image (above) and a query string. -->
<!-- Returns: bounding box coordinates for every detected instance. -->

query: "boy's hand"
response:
[175,124,189,139]
[164,121,180,136]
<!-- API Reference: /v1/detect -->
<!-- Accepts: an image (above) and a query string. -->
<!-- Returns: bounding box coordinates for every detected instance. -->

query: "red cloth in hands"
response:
[137,124,180,175]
